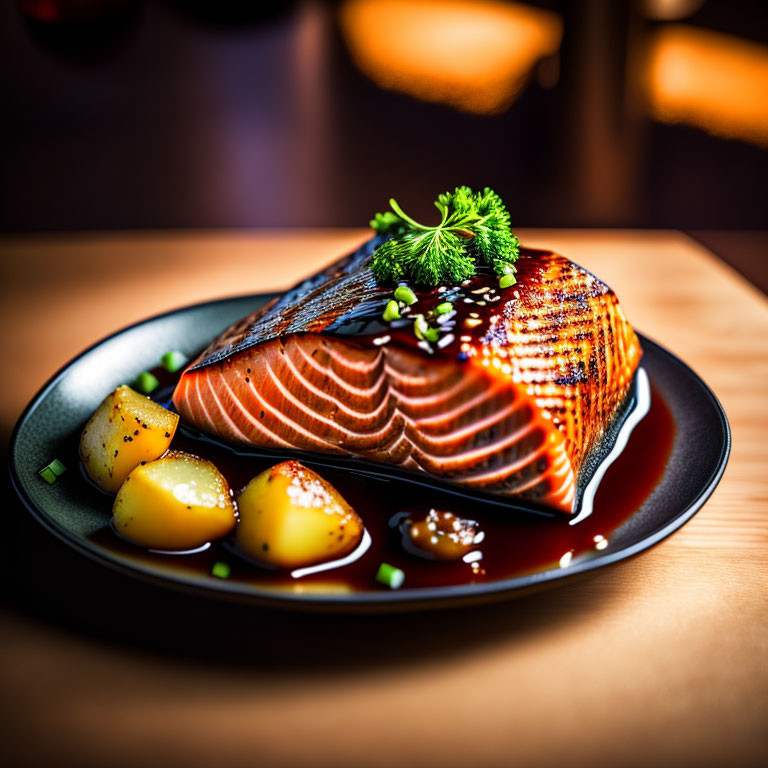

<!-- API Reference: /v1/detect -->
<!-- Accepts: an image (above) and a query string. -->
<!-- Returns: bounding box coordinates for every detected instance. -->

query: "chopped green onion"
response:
[211,561,231,579]
[39,467,56,484]
[498,274,517,289]
[413,314,429,340]
[382,299,401,322]
[376,562,405,589]
[436,302,453,314]
[394,285,418,305]
[161,350,187,373]
[133,371,159,395]
[38,458,67,485]
[414,314,440,343]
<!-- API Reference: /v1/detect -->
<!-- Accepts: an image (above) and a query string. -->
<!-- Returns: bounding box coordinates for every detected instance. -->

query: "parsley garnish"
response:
[370,186,519,286]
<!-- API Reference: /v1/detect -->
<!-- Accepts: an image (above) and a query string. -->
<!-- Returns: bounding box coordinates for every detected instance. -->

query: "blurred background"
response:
[1,0,766,288]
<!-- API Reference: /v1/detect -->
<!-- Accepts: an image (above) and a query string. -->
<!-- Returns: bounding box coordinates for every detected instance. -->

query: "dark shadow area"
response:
[21,12,144,65]
[165,0,297,29]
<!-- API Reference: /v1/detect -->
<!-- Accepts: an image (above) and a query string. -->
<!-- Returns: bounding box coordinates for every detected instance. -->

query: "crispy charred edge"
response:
[190,237,385,372]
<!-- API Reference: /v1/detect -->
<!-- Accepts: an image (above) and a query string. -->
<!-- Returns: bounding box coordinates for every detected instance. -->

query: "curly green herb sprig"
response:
[370,186,519,287]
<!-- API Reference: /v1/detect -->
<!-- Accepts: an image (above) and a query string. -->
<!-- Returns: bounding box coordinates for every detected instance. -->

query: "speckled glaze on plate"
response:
[8,294,730,611]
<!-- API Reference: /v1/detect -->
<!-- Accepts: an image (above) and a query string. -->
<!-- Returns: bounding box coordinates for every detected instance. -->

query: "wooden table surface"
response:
[1,230,766,768]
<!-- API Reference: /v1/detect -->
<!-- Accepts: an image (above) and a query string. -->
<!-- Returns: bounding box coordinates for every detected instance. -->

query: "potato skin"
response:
[80,385,178,493]
[236,461,363,569]
[112,451,236,550]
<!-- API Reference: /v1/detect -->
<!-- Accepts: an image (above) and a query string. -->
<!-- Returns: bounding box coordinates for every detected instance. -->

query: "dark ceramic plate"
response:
[9,295,730,610]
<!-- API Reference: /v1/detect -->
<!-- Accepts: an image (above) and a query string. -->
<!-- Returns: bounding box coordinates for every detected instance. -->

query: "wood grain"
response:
[1,230,766,768]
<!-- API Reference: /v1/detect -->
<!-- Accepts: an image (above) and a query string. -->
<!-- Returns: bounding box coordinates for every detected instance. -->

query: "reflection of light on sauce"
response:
[570,368,651,525]
[559,550,573,568]
[594,534,608,551]
[149,542,212,556]
[338,0,562,114]
[290,528,372,579]
[647,25,768,146]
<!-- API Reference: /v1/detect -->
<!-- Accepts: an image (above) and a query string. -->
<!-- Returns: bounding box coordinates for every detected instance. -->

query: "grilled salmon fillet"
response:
[173,240,642,515]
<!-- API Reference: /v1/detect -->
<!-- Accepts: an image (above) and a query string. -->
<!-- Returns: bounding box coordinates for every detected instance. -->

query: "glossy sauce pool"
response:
[89,373,676,593]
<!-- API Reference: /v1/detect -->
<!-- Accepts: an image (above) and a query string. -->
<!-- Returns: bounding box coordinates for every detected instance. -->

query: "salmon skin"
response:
[173,239,642,515]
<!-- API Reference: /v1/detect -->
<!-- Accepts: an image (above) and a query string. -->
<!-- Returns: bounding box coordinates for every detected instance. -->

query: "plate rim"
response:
[8,295,731,609]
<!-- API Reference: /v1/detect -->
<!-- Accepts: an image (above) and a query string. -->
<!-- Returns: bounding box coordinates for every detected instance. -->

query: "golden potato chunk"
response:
[80,385,178,493]
[112,451,236,550]
[236,461,363,569]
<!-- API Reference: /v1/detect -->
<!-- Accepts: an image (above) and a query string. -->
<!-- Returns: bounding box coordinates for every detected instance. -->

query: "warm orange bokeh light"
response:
[338,0,562,114]
[647,24,768,146]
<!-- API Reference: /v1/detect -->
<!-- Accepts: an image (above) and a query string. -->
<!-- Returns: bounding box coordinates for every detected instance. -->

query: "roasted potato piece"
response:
[236,461,363,569]
[112,451,236,550]
[80,385,178,493]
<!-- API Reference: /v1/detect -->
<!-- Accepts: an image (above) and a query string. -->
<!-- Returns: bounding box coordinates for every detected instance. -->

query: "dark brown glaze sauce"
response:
[325,252,553,359]
[89,377,676,592]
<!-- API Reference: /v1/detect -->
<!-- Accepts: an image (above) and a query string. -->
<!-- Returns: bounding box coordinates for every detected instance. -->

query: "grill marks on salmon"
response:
[177,334,576,510]
[495,256,641,475]
[173,245,642,515]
